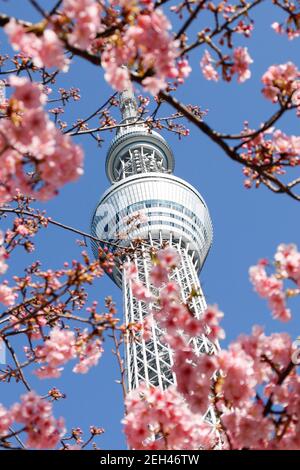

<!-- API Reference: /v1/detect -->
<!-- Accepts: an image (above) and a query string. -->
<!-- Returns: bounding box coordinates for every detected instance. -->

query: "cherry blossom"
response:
[11,76,46,109]
[173,349,212,414]
[271,17,300,40]
[73,333,103,374]
[261,62,300,103]
[62,0,103,50]
[149,264,169,287]
[102,9,190,94]
[275,243,300,285]
[12,391,65,449]
[1,0,300,452]
[200,50,219,82]
[202,305,225,342]
[157,247,180,268]
[0,404,14,436]
[34,327,76,378]
[249,260,283,298]
[0,283,16,306]
[217,346,257,406]
[141,314,153,342]
[123,384,214,450]
[200,47,252,83]
[5,20,67,70]
[249,260,291,322]
[231,47,253,83]
[222,404,273,449]
[0,77,84,202]
[131,280,153,303]
[0,231,8,275]
[123,262,138,281]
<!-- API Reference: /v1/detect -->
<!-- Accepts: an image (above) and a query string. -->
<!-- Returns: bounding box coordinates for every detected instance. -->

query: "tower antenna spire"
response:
[119,69,138,122]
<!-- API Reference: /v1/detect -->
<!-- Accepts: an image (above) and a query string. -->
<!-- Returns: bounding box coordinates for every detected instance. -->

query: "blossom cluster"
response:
[241,125,300,189]
[0,230,16,307]
[0,391,65,449]
[62,0,103,50]
[4,1,103,68]
[5,252,105,342]
[249,243,300,321]
[102,8,191,94]
[34,327,103,378]
[125,321,300,449]
[0,76,83,202]
[123,384,214,450]
[4,2,191,96]
[126,246,225,347]
[125,246,300,450]
[5,19,67,70]
[200,47,253,83]
[261,62,300,113]
[220,327,300,449]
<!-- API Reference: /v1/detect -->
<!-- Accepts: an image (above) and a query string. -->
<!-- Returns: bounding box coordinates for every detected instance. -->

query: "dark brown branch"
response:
[182,0,265,55]
[175,0,206,40]
[0,207,121,249]
[3,337,31,391]
[155,89,300,201]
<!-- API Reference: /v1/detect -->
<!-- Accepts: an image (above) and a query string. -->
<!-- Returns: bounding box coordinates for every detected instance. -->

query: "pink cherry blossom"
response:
[249,261,281,297]
[237,327,294,379]
[173,349,213,414]
[62,0,103,50]
[123,384,214,450]
[0,77,84,202]
[261,62,300,103]
[34,365,63,379]
[73,335,103,374]
[249,258,291,321]
[142,76,167,95]
[102,55,131,93]
[131,280,153,303]
[0,283,16,306]
[34,327,76,378]
[0,231,8,275]
[177,59,192,83]
[202,305,225,341]
[5,19,67,70]
[268,290,292,321]
[149,264,169,287]
[157,247,180,268]
[123,262,138,280]
[10,75,46,109]
[217,346,257,406]
[141,314,153,342]
[102,9,190,94]
[264,332,293,367]
[271,22,284,35]
[275,243,300,284]
[231,47,253,83]
[200,50,219,82]
[12,391,65,449]
[0,404,14,436]
[222,404,273,449]
[271,19,300,40]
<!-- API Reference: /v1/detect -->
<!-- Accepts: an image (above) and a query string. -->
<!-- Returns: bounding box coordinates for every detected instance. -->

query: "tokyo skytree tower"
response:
[91,87,217,409]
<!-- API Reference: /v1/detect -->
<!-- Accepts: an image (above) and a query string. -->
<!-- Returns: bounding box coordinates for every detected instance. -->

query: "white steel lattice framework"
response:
[91,87,218,425]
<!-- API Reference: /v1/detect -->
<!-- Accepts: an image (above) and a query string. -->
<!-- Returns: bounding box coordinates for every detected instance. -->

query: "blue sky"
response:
[0,0,300,450]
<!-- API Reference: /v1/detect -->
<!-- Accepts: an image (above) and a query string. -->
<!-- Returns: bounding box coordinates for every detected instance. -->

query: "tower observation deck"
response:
[91,87,217,404]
